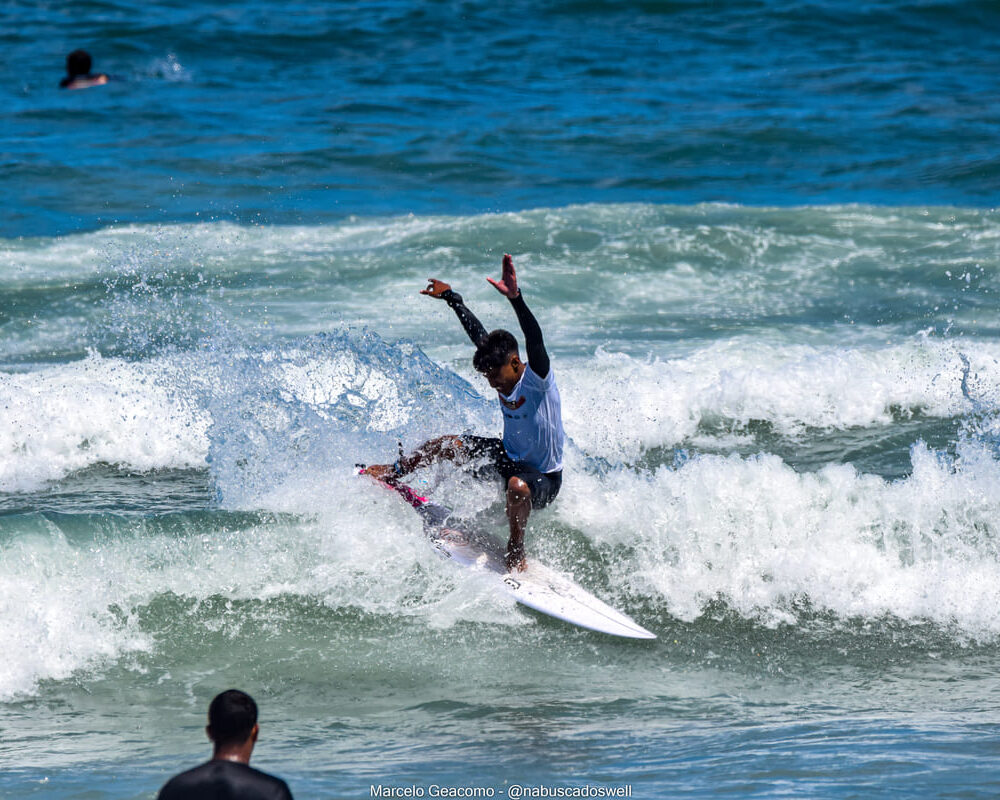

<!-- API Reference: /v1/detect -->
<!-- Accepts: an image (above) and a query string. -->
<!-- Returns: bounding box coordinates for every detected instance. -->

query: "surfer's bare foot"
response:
[505,542,526,572]
[363,464,399,483]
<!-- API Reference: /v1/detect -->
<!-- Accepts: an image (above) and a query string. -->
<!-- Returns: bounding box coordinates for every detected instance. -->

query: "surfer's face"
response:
[481,353,522,395]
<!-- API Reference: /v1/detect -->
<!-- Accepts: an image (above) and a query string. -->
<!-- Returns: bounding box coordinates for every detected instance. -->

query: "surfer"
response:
[156,689,294,800]
[59,49,109,90]
[365,254,565,572]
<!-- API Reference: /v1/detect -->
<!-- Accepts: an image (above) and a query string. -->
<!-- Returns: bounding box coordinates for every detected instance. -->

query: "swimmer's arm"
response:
[62,74,110,90]
[488,254,550,378]
[421,278,488,346]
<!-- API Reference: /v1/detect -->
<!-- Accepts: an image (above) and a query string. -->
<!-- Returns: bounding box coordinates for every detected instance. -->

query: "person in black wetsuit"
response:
[365,254,565,572]
[157,689,293,800]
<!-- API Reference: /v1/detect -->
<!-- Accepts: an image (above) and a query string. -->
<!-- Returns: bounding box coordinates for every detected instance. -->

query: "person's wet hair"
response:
[207,689,258,747]
[66,49,93,78]
[473,329,519,373]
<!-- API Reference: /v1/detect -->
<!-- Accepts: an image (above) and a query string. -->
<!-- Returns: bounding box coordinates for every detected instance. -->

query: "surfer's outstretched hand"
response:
[421,278,452,298]
[487,254,519,299]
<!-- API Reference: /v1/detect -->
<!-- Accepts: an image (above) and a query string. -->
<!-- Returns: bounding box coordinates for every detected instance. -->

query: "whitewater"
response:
[3,204,1000,798]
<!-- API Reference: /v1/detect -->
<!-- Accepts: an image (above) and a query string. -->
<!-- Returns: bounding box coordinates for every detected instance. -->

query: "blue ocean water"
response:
[3,2,1000,799]
[6,0,1000,237]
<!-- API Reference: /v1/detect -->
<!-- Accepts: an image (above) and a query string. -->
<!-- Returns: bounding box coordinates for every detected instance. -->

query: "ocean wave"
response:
[558,437,1000,637]
[0,353,209,493]
[6,432,1000,701]
[3,206,999,374]
[4,329,999,493]
[0,493,517,702]
[560,335,1000,460]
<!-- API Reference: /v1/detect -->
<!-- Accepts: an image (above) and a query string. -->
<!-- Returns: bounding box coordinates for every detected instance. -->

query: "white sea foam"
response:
[0,476,516,702]
[5,204,997,298]
[0,216,475,284]
[557,438,1000,635]
[145,53,193,83]
[0,514,160,703]
[9,426,1000,701]
[0,353,209,493]
[3,312,1000,700]
[3,331,998,492]
[558,336,1000,460]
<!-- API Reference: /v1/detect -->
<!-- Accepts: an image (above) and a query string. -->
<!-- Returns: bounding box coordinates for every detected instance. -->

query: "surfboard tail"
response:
[361,470,657,640]
[361,470,451,528]
[358,468,426,506]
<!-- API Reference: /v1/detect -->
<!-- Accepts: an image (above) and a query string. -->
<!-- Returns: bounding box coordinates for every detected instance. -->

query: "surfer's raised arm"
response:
[487,254,549,379]
[421,278,488,346]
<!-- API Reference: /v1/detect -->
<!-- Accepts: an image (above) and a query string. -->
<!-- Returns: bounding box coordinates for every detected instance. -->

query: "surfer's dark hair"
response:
[207,689,258,746]
[473,329,519,373]
[66,49,92,77]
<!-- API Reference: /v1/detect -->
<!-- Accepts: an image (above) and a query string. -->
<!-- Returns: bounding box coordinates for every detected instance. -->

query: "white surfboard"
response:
[368,474,656,640]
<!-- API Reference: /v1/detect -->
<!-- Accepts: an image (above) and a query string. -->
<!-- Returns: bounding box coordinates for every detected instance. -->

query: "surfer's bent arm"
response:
[509,293,550,378]
[441,289,488,347]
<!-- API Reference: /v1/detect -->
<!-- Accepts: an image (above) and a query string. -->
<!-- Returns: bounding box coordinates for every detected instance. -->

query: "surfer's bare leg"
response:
[365,435,466,483]
[504,476,530,572]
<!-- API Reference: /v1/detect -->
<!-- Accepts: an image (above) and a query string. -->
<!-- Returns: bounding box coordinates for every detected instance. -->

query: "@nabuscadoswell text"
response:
[371,785,633,798]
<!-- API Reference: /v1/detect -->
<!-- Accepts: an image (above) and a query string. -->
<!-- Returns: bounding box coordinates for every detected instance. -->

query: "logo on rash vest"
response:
[499,395,526,410]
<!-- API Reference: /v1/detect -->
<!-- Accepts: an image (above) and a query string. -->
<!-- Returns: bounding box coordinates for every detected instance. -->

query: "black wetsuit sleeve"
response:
[509,293,550,378]
[157,761,293,800]
[441,289,488,347]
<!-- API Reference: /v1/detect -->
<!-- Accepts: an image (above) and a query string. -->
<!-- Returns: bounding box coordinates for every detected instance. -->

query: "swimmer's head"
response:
[66,49,93,78]
[206,689,258,748]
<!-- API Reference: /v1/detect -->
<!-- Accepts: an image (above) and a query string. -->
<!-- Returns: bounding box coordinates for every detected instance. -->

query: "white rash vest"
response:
[498,362,565,473]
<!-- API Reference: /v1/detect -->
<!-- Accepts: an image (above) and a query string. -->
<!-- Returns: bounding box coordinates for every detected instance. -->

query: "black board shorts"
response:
[460,435,562,509]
